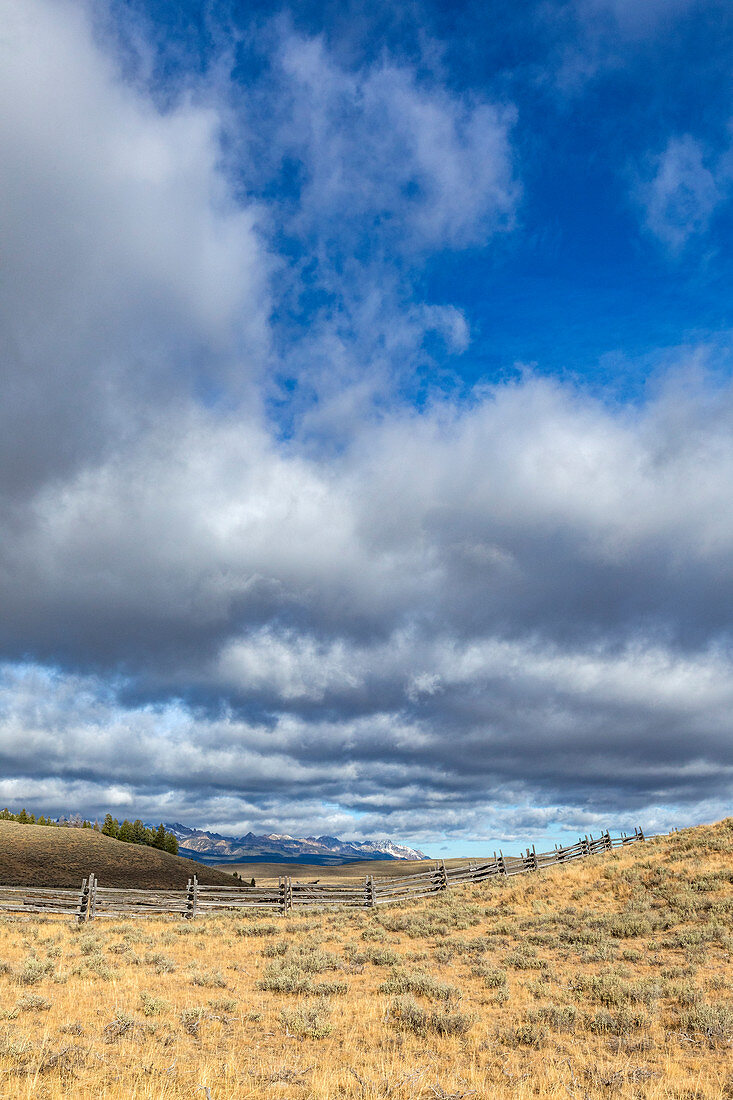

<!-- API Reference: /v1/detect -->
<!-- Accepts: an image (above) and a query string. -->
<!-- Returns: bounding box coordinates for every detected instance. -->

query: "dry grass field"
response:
[0,822,246,889]
[220,858,460,884]
[0,820,731,1099]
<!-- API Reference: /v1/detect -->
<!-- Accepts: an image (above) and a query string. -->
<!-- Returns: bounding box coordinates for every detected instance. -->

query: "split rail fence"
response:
[0,827,645,921]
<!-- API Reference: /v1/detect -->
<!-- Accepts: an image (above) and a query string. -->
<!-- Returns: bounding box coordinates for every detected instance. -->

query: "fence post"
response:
[498,850,507,876]
[636,826,645,842]
[279,877,292,914]
[76,876,89,923]
[88,873,97,921]
[581,835,591,857]
[185,875,198,919]
[365,875,376,907]
[530,844,538,871]
[603,830,613,852]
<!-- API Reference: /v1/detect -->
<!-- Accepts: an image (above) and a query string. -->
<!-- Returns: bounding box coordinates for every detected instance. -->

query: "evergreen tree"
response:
[163,831,178,855]
[101,814,119,838]
[131,819,150,845]
[118,819,134,843]
[17,808,29,824]
[152,823,167,849]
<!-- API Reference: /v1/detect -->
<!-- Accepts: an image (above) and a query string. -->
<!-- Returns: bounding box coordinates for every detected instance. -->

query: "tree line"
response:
[101,815,178,854]
[0,807,178,854]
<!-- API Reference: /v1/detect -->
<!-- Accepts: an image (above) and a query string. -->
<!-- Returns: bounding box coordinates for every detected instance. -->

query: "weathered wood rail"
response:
[0,827,645,920]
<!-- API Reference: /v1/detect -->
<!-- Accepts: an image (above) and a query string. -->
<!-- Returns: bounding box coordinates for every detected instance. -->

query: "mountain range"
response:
[163,824,429,865]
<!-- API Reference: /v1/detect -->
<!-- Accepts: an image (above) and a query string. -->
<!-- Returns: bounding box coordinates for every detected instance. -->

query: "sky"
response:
[1,0,733,857]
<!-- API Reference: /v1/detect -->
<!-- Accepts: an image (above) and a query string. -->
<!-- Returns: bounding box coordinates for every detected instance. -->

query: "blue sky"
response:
[1,0,733,856]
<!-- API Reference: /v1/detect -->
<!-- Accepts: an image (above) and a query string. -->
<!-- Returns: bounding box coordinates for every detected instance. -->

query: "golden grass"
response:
[0,822,245,889]
[0,819,731,1098]
[218,857,470,884]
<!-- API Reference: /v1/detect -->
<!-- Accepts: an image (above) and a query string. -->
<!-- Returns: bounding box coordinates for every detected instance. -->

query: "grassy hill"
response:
[0,818,731,1097]
[0,820,248,888]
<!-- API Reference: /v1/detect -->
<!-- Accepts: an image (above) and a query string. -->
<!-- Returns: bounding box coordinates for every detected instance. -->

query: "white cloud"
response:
[276,33,520,251]
[634,134,725,250]
[0,0,269,495]
[3,371,733,838]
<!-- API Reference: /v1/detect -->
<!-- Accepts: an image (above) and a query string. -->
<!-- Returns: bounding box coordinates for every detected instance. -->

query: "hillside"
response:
[0,818,731,1097]
[0,821,248,888]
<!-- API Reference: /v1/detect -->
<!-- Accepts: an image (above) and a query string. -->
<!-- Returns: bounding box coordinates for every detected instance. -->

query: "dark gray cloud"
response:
[0,0,732,850]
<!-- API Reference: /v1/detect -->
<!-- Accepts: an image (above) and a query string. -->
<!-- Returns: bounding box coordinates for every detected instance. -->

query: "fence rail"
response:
[0,827,645,920]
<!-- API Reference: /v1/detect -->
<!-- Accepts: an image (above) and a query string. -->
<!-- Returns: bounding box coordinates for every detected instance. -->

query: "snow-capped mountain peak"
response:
[162,824,429,865]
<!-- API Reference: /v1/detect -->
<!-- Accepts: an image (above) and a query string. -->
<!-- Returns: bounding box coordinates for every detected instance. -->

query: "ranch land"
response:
[0,820,730,1098]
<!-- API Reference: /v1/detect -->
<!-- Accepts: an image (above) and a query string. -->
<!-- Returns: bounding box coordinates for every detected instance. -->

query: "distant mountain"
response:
[163,824,429,865]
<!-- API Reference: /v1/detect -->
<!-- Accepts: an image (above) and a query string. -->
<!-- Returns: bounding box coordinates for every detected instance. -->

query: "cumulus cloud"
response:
[0,0,269,498]
[3,372,733,842]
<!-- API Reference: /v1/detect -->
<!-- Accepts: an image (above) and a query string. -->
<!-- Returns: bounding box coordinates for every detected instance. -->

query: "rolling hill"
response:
[0,821,248,889]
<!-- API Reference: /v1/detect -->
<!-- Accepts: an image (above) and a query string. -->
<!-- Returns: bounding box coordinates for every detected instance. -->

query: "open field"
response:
[0,819,731,1098]
[0,822,247,889]
[219,857,469,884]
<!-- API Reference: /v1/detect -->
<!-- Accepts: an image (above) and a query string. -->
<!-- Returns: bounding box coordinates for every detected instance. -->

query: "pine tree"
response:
[152,823,167,849]
[163,831,178,855]
[118,819,134,843]
[102,814,119,838]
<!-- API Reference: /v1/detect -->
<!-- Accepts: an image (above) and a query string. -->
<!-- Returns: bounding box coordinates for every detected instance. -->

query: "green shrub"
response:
[15,994,52,1012]
[258,962,312,994]
[280,998,333,1039]
[379,968,460,1001]
[472,963,507,988]
[16,957,54,985]
[679,1002,733,1045]
[497,1020,547,1047]
[145,952,176,973]
[528,1004,576,1031]
[186,965,227,988]
[139,991,170,1016]
[504,950,547,971]
[363,946,400,966]
[235,923,279,937]
[586,1007,652,1034]
[390,995,473,1037]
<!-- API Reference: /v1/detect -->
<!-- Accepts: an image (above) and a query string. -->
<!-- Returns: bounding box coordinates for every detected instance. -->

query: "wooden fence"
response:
[0,827,645,921]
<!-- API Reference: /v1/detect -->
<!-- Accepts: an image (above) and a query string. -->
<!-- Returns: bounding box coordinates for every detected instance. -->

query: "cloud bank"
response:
[1,0,732,849]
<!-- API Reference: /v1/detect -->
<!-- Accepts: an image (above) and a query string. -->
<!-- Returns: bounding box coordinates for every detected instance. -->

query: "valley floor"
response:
[0,821,731,1098]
